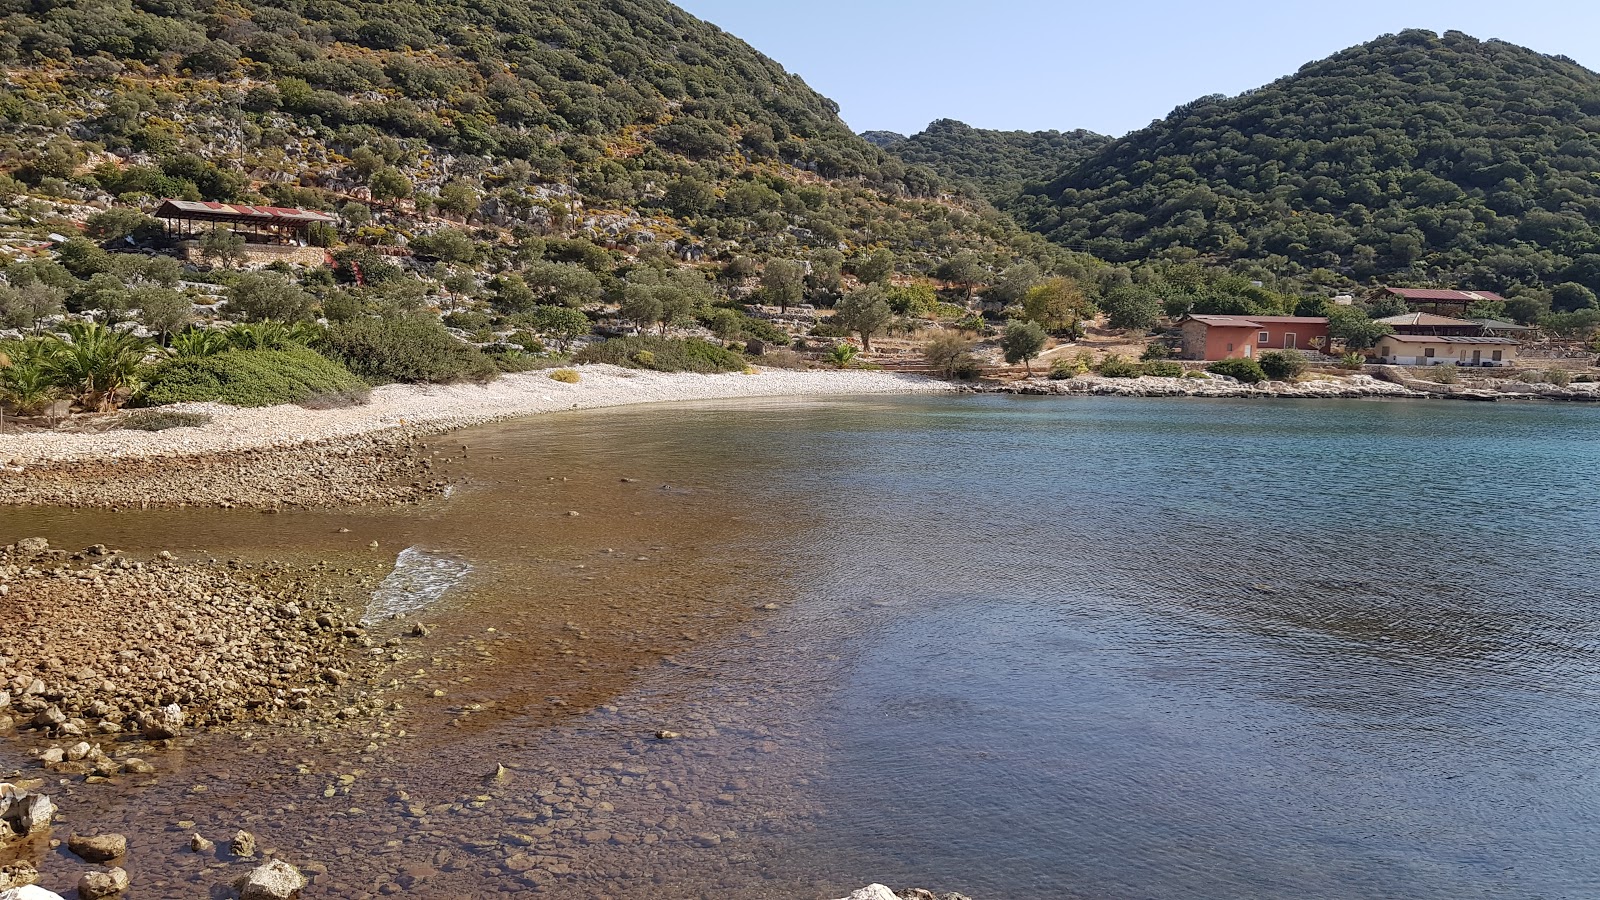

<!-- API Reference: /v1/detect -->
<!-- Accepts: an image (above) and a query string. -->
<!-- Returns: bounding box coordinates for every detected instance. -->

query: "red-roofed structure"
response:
[154,199,337,245]
[1374,287,1507,315]
[1178,314,1330,361]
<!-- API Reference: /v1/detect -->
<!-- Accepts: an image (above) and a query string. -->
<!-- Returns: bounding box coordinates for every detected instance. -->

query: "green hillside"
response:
[0,0,1067,276]
[1019,30,1600,297]
[881,119,1112,205]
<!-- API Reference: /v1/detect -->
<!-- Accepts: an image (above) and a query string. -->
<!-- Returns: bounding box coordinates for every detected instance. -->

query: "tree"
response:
[86,208,160,242]
[41,321,150,410]
[852,249,895,286]
[1258,350,1308,381]
[132,287,192,340]
[199,229,246,268]
[759,259,806,313]
[1327,306,1393,350]
[341,203,373,228]
[525,305,591,351]
[1001,320,1048,374]
[986,262,1042,307]
[1100,285,1162,331]
[225,272,316,322]
[938,251,988,301]
[436,179,480,218]
[1505,293,1551,325]
[369,167,412,202]
[409,228,478,264]
[620,268,713,335]
[1364,293,1412,318]
[0,282,66,333]
[923,331,977,379]
[1551,282,1598,313]
[833,286,893,351]
[1021,278,1093,332]
[71,273,133,324]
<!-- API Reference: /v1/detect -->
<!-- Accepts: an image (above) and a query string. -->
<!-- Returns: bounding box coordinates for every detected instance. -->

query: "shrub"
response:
[923,331,980,379]
[1430,362,1458,384]
[1546,369,1573,387]
[136,349,370,407]
[1339,352,1366,370]
[1207,357,1267,383]
[1258,350,1308,381]
[1141,361,1185,378]
[827,343,859,369]
[1516,370,1545,384]
[572,337,746,374]
[549,369,581,384]
[321,317,498,384]
[1094,354,1142,378]
[1140,343,1171,361]
[486,349,542,373]
[121,409,212,431]
[1048,356,1085,380]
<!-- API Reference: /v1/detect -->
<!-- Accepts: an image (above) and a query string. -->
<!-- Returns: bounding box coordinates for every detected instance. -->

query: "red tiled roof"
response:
[1184,314,1327,328]
[1237,316,1329,324]
[1184,315,1268,329]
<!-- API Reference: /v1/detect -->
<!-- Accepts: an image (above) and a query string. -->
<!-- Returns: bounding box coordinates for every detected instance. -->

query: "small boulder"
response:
[189,833,215,853]
[64,743,91,762]
[76,867,130,900]
[230,830,256,857]
[9,793,54,835]
[237,860,306,900]
[68,833,127,863]
[30,708,64,732]
[139,705,184,740]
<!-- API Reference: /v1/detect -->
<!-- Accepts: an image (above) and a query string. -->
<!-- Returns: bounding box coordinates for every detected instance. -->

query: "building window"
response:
[1227,342,1234,352]
[1424,348,1435,358]
[1259,331,1270,345]
[1493,350,1503,361]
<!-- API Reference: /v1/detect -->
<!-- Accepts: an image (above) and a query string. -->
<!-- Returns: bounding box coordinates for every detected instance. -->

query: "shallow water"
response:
[4,395,1600,898]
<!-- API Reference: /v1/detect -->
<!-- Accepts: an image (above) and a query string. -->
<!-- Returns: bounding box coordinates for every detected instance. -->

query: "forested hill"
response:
[0,0,1071,274]
[875,120,1112,206]
[1017,30,1600,295]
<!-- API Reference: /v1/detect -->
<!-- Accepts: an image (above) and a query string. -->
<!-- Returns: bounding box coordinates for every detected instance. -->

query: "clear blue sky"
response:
[674,0,1600,137]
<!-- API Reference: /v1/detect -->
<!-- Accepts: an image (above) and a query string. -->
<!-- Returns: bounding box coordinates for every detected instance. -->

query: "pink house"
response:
[1179,315,1329,361]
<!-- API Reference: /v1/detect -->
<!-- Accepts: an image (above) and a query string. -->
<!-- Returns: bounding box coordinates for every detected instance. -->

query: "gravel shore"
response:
[0,366,951,508]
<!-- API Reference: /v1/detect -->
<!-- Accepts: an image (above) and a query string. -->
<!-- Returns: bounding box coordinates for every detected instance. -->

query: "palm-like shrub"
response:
[168,328,233,359]
[226,321,323,351]
[0,357,61,416]
[40,321,150,410]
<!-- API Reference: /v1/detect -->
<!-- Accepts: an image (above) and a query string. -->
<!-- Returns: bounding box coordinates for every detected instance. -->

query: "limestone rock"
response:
[0,863,40,891]
[189,833,215,853]
[230,830,256,857]
[837,887,899,900]
[68,832,127,863]
[76,867,130,899]
[0,885,66,900]
[237,860,306,900]
[139,704,184,740]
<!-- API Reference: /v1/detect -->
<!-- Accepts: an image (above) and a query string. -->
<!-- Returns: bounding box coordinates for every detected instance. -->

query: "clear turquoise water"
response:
[739,395,1600,899]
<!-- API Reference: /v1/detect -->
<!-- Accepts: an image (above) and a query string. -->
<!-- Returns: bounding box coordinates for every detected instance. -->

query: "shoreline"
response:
[0,366,953,508]
[975,370,1600,402]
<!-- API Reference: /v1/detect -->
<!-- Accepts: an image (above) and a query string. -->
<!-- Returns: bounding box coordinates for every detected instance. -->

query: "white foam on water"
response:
[363,546,472,625]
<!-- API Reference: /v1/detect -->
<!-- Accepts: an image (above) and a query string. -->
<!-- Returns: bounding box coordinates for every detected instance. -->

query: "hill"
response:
[0,0,1067,280]
[1018,30,1600,298]
[881,120,1112,206]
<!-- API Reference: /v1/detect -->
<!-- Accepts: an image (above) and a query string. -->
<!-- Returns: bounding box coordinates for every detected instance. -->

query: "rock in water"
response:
[0,863,40,891]
[68,833,127,863]
[2,792,55,835]
[837,888,900,900]
[237,860,306,900]
[0,886,66,900]
[76,868,130,899]
[189,833,215,853]
[230,830,256,857]
[139,705,184,740]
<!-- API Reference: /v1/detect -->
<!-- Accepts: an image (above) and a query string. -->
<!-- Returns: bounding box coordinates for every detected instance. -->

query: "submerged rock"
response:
[230,830,257,857]
[0,885,66,900]
[67,832,126,863]
[76,867,130,899]
[138,704,184,740]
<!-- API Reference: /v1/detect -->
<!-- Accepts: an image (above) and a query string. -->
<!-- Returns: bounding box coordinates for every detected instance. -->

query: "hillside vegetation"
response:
[1019,30,1600,298]
[874,119,1111,206]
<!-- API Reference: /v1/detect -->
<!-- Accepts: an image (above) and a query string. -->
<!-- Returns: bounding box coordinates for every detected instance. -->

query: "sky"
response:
[673,0,1600,138]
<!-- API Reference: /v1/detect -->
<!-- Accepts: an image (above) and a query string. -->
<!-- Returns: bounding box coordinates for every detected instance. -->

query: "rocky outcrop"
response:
[832,887,973,900]
[236,860,306,900]
[1370,365,1600,401]
[75,867,129,899]
[991,373,1420,399]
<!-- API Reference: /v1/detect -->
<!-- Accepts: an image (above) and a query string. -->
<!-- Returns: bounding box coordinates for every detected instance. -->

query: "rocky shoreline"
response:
[0,366,952,509]
[980,369,1600,401]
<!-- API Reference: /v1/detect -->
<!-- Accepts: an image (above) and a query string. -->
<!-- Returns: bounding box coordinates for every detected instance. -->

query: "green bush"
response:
[320,317,498,384]
[120,409,212,431]
[573,337,747,374]
[136,349,370,408]
[1258,350,1308,381]
[1048,356,1085,380]
[549,369,581,384]
[1094,354,1142,378]
[1207,357,1268,384]
[1141,360,1185,378]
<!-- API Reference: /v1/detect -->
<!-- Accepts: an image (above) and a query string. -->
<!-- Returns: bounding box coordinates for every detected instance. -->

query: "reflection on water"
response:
[3,396,1600,899]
